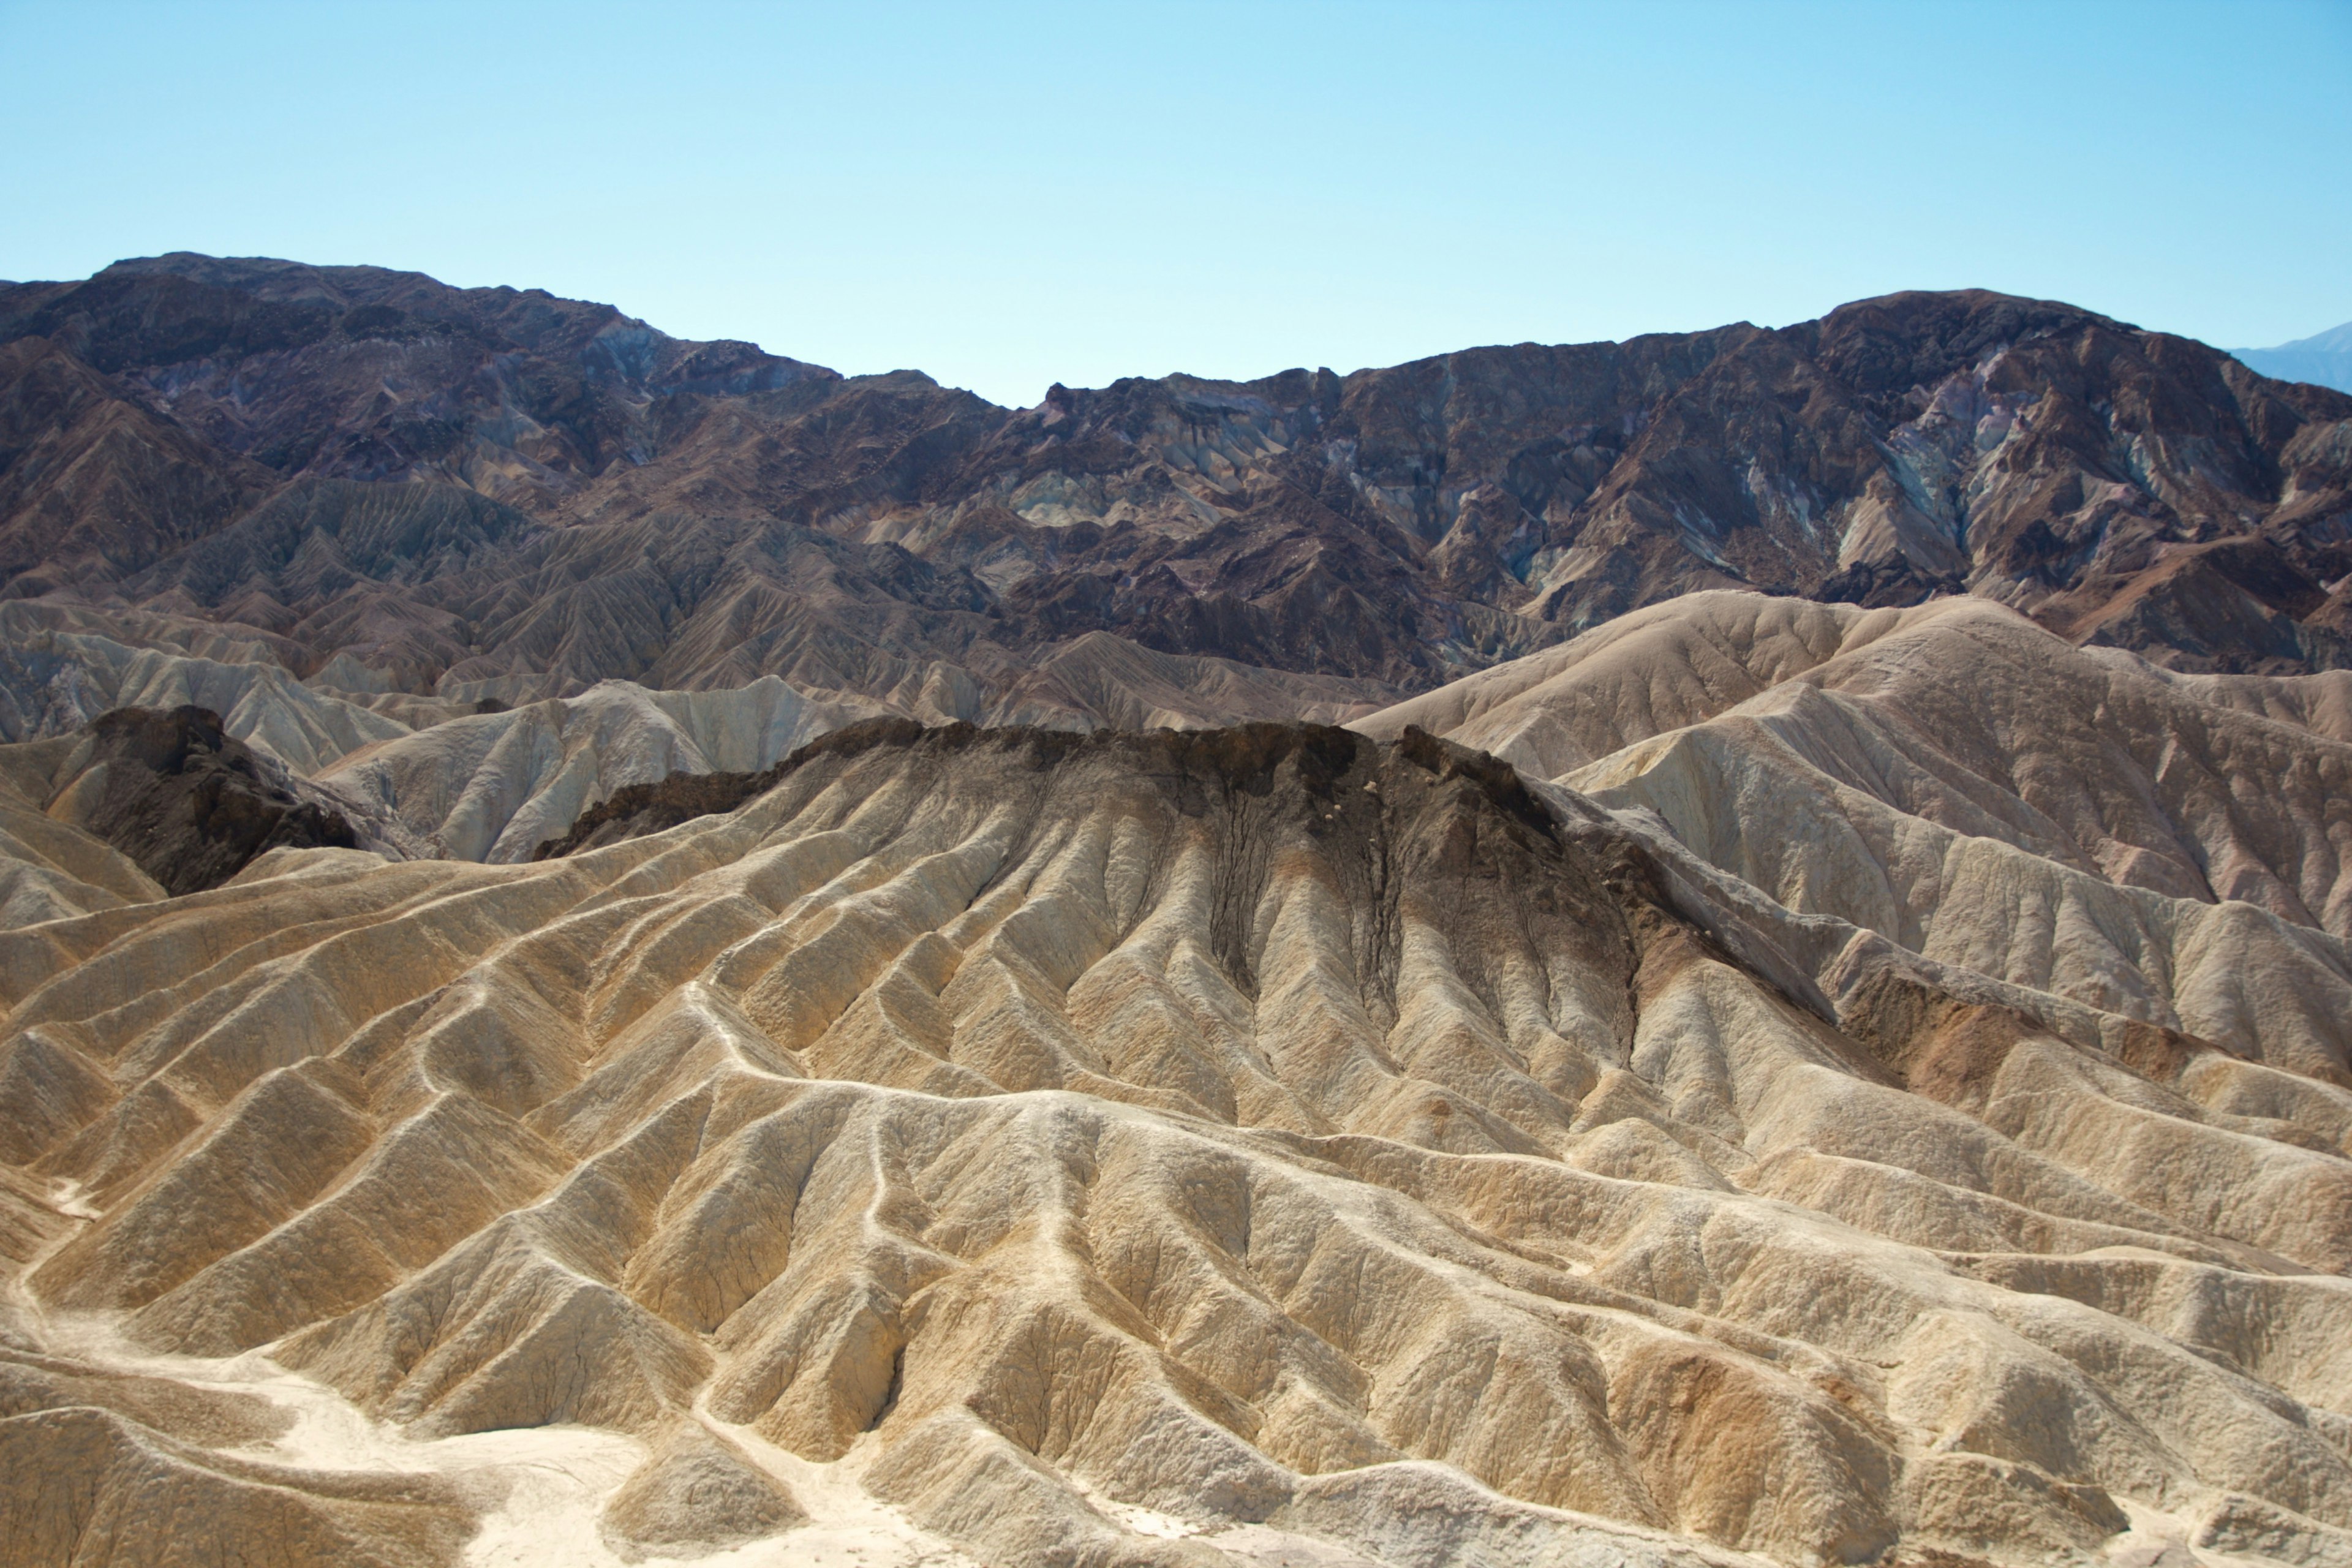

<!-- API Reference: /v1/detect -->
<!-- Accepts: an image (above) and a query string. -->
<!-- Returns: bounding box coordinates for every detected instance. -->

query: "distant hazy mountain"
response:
[2235,321,2352,391]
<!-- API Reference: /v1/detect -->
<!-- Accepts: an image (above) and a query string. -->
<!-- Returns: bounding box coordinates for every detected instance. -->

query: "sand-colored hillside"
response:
[1364,592,2352,1084]
[4,722,2350,1567]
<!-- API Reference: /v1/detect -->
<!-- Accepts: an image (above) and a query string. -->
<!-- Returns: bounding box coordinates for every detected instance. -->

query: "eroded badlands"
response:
[1,677,2350,1567]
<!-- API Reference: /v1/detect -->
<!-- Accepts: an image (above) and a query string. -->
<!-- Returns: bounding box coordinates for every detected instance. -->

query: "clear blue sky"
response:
[4,1,2348,407]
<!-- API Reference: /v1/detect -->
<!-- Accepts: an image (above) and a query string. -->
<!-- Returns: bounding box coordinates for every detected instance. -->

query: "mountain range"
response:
[5,255,2351,732]
[4,257,2352,1568]
[2235,323,2352,395]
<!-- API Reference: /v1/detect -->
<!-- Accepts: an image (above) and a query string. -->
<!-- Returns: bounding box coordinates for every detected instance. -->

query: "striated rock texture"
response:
[0,599,1401,878]
[0,1399,475,1568]
[6,255,2352,734]
[7,251,2352,1568]
[596,1423,807,1561]
[3,717,2351,1567]
[1359,591,2352,1087]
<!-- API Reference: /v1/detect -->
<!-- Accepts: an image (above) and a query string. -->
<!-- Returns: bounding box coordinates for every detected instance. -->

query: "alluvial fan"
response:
[4,716,2351,1567]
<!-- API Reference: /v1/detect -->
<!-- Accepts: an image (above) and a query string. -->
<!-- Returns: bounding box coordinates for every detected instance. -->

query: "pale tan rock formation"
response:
[0,744,160,929]
[1,720,2348,1567]
[323,649,1389,864]
[0,601,422,768]
[1354,591,1903,780]
[0,1404,476,1568]
[976,632,1396,733]
[317,676,894,863]
[1364,592,2352,1083]
[595,1422,807,1561]
[1,611,1400,880]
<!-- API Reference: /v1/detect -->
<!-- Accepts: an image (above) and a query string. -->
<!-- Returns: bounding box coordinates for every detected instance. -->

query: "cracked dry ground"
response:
[4,723,2352,1568]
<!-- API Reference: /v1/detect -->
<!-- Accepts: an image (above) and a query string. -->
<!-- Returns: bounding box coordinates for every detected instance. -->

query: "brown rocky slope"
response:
[5,257,2350,735]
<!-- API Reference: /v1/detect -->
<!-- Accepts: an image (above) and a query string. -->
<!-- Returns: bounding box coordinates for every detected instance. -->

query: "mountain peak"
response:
[2232,318,2352,391]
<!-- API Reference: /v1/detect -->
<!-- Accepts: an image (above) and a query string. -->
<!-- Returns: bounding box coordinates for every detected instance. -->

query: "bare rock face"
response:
[0,650,1393,899]
[7,253,2352,1567]
[1365,591,2352,1087]
[3,713,2350,1567]
[313,676,895,864]
[0,335,272,591]
[531,715,929,858]
[6,257,2351,727]
[0,1393,473,1568]
[28,704,360,895]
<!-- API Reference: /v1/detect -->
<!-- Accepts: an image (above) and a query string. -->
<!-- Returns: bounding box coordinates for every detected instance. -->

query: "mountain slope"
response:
[7,256,2352,1568]
[1359,590,2352,1085]
[5,723,2351,1568]
[2235,322,2352,394]
[6,259,2351,730]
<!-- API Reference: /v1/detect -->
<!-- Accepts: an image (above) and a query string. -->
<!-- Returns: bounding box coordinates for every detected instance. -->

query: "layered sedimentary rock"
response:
[0,628,1396,892]
[3,718,2350,1567]
[6,250,2352,1567]
[1361,591,2352,1091]
[0,598,437,765]
[6,257,2350,731]
[314,677,891,865]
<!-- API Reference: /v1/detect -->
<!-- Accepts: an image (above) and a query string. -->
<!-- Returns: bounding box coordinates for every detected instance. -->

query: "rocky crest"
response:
[15,704,360,895]
[5,258,2350,730]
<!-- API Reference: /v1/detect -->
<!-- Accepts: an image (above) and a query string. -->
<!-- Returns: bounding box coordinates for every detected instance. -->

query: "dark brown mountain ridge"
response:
[4,254,2349,729]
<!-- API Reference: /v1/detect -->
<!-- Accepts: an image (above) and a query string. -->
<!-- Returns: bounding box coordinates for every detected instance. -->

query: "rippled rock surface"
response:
[2,715,2348,1566]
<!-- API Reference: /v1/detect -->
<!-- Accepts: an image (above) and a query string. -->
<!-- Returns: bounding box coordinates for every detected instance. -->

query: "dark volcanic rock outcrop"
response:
[531,715,930,859]
[36,705,359,894]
